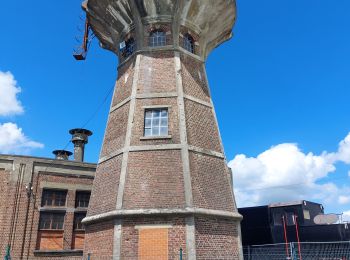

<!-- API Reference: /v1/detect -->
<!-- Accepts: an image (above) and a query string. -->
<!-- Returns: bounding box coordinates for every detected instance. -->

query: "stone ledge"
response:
[33,249,83,257]
[83,207,242,225]
[140,135,172,141]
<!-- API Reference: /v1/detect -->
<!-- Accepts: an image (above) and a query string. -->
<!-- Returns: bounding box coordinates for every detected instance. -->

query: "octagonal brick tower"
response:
[82,0,243,259]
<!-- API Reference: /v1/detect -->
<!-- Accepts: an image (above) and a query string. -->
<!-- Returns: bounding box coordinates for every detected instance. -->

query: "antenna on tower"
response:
[73,14,94,61]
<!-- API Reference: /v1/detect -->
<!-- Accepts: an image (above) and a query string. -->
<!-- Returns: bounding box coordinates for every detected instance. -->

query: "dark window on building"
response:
[75,191,91,208]
[41,189,67,207]
[74,213,86,231]
[122,38,135,58]
[144,108,168,137]
[39,212,65,230]
[183,34,194,53]
[149,30,166,47]
[273,212,283,226]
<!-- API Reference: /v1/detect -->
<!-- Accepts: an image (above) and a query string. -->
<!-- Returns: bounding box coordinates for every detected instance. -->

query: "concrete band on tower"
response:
[82,1,243,259]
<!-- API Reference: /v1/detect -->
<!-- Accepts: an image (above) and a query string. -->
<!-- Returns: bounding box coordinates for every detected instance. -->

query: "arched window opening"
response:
[122,38,135,58]
[183,34,194,53]
[149,30,166,47]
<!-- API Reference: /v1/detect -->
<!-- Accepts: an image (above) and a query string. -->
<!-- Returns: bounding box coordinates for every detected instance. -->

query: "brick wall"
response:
[190,152,235,212]
[123,150,185,209]
[88,155,122,216]
[84,220,115,258]
[195,216,240,260]
[0,166,32,260]
[112,58,135,106]
[0,158,94,260]
[138,51,176,94]
[0,169,11,258]
[100,103,130,158]
[185,99,222,152]
[181,55,210,103]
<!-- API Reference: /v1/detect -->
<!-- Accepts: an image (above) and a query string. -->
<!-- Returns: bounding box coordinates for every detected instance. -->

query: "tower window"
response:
[149,30,166,47]
[144,108,168,137]
[123,38,135,58]
[183,34,195,53]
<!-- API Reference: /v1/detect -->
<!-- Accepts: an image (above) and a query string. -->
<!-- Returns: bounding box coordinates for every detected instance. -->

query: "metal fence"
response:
[244,241,350,260]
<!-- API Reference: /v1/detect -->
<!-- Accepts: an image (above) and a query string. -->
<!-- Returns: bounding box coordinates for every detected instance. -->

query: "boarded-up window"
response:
[138,228,168,260]
[72,213,86,249]
[72,232,85,250]
[37,212,65,250]
[36,231,64,250]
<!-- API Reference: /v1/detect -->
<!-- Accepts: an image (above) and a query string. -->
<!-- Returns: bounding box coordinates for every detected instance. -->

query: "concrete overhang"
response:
[84,0,236,59]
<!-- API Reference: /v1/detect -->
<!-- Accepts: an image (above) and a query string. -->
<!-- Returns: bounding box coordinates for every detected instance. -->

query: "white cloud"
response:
[0,122,43,154]
[338,196,350,205]
[229,132,350,212]
[343,211,350,222]
[0,71,24,116]
[336,134,350,164]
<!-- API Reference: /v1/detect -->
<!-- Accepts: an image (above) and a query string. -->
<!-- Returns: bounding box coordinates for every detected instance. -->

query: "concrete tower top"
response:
[83,0,236,59]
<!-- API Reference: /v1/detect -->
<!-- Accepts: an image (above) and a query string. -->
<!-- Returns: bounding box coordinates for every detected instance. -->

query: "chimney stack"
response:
[53,150,73,160]
[69,128,93,162]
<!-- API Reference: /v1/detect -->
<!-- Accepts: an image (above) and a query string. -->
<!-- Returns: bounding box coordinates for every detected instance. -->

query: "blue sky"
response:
[0,1,349,217]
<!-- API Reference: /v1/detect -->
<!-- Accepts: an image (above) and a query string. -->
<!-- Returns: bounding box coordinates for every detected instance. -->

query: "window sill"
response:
[39,207,67,212]
[74,207,88,212]
[33,249,83,257]
[140,135,172,141]
[38,229,64,232]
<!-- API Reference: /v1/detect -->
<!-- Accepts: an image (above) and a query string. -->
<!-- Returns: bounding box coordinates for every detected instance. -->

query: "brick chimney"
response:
[69,128,93,162]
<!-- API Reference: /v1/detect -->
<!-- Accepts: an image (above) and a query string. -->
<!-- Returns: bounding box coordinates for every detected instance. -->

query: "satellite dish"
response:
[314,214,339,225]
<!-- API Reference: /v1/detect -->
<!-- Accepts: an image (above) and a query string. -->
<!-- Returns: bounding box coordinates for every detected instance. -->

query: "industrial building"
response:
[239,200,350,246]
[0,129,96,259]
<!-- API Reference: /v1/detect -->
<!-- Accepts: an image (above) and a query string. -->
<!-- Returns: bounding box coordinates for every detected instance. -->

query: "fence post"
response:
[290,243,298,260]
[179,248,183,260]
[248,246,251,260]
[4,245,11,260]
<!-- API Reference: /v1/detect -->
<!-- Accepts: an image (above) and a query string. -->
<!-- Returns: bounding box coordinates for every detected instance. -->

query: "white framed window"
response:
[144,108,168,137]
[149,30,166,47]
[183,34,194,53]
[123,38,135,57]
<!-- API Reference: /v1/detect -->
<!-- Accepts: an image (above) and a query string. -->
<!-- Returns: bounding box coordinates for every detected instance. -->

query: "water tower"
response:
[81,0,243,259]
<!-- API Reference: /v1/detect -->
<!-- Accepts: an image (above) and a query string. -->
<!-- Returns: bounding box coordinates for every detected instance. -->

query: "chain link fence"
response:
[244,241,350,260]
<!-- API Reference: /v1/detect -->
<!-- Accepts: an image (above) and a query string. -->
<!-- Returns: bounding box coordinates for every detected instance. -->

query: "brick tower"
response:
[82,0,242,259]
